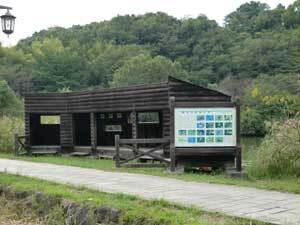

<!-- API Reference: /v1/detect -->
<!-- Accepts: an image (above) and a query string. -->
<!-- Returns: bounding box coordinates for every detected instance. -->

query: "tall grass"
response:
[249,118,300,178]
[0,116,24,153]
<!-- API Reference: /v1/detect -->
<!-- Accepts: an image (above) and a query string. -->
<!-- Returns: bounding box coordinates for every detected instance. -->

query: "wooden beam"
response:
[174,101,235,108]
[90,112,97,154]
[131,111,138,154]
[121,163,167,168]
[119,138,170,144]
[24,112,30,146]
[131,111,137,137]
[169,96,176,172]
[176,147,237,156]
[115,135,120,168]
[14,133,19,156]
[235,99,242,171]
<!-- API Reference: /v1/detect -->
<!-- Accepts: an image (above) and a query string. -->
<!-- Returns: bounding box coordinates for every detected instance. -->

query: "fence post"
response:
[14,133,19,156]
[115,135,120,168]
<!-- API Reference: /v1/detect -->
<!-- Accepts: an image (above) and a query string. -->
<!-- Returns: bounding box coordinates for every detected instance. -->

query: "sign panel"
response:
[174,108,236,147]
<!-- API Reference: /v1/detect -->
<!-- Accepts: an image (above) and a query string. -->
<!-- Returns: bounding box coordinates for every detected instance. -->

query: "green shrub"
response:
[0,116,24,153]
[249,118,300,178]
[241,107,266,136]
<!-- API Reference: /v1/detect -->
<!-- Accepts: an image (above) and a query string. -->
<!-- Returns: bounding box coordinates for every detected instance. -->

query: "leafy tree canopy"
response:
[1,2,300,95]
[111,54,189,87]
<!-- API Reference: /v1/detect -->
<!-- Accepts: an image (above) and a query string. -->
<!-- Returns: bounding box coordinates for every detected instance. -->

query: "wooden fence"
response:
[114,135,171,168]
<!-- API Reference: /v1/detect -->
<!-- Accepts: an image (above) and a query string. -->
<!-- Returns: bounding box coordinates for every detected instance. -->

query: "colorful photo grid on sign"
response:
[175,108,235,146]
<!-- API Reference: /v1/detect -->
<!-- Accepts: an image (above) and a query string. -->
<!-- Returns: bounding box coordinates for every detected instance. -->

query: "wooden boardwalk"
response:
[0,158,299,225]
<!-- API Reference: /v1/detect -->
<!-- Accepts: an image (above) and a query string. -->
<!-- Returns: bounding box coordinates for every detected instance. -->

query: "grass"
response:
[1,153,300,194]
[0,173,266,225]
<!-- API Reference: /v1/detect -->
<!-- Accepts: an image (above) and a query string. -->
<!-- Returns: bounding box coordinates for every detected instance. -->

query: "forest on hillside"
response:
[0,1,300,136]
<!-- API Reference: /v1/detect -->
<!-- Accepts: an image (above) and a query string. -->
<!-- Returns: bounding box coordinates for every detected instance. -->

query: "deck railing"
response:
[14,134,29,156]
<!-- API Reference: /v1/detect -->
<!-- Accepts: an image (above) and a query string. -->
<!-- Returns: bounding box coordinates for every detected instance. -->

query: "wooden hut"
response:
[23,77,241,170]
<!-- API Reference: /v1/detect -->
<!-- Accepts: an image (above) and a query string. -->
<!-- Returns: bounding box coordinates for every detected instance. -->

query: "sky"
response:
[0,0,296,47]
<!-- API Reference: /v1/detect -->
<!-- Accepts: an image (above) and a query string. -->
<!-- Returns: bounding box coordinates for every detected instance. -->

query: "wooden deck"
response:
[28,145,165,161]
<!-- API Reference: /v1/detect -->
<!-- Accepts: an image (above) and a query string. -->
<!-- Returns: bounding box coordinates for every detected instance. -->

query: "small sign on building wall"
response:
[174,108,236,147]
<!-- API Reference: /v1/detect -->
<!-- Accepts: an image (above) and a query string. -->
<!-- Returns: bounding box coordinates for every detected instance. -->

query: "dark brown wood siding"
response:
[25,83,170,114]
[162,109,170,138]
[24,93,69,114]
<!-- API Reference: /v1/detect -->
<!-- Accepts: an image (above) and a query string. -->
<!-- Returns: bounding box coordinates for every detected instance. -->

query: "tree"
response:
[31,38,85,91]
[241,107,266,136]
[254,6,285,31]
[3,5,300,94]
[216,76,254,100]
[225,1,269,33]
[85,42,149,88]
[283,0,300,28]
[111,54,189,87]
[0,44,33,95]
[242,74,300,120]
[0,80,22,116]
[229,32,296,78]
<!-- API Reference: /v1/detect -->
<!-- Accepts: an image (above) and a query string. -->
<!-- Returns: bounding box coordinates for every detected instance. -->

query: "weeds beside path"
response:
[0,173,265,225]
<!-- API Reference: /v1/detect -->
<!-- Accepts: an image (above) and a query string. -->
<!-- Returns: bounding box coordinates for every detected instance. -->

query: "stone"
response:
[94,206,121,224]
[48,196,62,207]
[21,195,34,208]
[18,195,35,216]
[1,186,14,199]
[65,202,90,225]
[165,166,185,174]
[34,192,47,204]
[62,199,76,213]
[0,185,5,195]
[15,190,31,199]
[74,207,90,225]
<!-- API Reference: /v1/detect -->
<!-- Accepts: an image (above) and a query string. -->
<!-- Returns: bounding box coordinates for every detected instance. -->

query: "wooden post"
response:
[14,133,19,156]
[131,111,138,154]
[169,97,176,172]
[235,99,242,171]
[90,112,97,155]
[115,135,120,168]
[236,147,242,172]
[24,112,30,147]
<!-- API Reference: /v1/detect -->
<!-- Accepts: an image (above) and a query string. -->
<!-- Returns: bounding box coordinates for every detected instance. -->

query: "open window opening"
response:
[137,111,162,139]
[30,114,60,146]
[73,113,91,146]
[97,112,132,146]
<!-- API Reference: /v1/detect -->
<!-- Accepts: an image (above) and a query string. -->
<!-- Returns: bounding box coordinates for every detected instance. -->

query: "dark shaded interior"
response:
[137,111,162,139]
[97,112,132,146]
[30,114,60,146]
[73,113,91,146]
